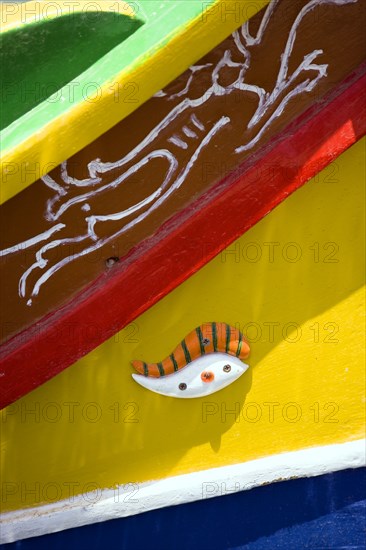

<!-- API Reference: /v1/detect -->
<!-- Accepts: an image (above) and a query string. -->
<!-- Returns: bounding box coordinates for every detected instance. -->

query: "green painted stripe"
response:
[196,326,205,355]
[181,339,192,364]
[170,354,179,372]
[236,333,243,357]
[212,322,218,352]
[225,324,231,353]
[157,362,165,376]
[143,362,148,377]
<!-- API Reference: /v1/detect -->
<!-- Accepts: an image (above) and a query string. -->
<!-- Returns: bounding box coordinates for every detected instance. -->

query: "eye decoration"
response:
[201,371,215,383]
[131,322,250,398]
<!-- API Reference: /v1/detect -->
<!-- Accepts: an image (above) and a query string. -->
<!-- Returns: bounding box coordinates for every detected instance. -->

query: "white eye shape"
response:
[132,352,249,398]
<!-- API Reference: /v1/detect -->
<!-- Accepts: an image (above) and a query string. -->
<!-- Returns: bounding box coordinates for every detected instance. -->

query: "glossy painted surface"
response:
[132,353,249,398]
[2,0,364,349]
[1,440,363,542]
[0,0,268,203]
[1,137,364,512]
[1,68,364,409]
[1,468,365,549]
[0,2,143,131]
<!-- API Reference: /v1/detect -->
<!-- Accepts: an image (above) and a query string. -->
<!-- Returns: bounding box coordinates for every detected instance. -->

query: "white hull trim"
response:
[1,438,365,544]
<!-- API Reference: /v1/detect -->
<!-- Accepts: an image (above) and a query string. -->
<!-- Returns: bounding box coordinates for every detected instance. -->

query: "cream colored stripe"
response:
[1,439,365,544]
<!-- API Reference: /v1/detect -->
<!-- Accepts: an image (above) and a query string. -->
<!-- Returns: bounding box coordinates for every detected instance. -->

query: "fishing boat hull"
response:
[0,0,365,547]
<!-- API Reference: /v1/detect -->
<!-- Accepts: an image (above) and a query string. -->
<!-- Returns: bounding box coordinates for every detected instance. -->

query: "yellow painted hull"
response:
[1,138,365,512]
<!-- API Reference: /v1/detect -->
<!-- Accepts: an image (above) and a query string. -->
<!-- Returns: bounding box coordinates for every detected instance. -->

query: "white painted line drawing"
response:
[0,0,356,305]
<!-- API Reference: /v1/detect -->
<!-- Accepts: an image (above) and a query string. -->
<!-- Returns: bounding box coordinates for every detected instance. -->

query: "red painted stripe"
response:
[1,67,365,409]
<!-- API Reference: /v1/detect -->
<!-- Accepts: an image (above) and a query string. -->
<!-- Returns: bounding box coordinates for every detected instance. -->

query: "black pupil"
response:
[224,365,231,372]
[179,383,187,391]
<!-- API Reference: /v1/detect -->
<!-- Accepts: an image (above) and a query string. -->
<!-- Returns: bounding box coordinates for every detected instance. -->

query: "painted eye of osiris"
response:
[223,365,231,373]
[179,383,187,391]
[201,371,215,383]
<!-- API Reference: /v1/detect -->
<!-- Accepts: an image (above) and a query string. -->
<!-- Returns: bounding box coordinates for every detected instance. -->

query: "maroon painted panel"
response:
[0,67,365,409]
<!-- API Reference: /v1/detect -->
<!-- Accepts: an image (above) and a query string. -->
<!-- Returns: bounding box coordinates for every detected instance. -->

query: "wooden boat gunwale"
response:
[0,62,364,409]
[0,0,269,204]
